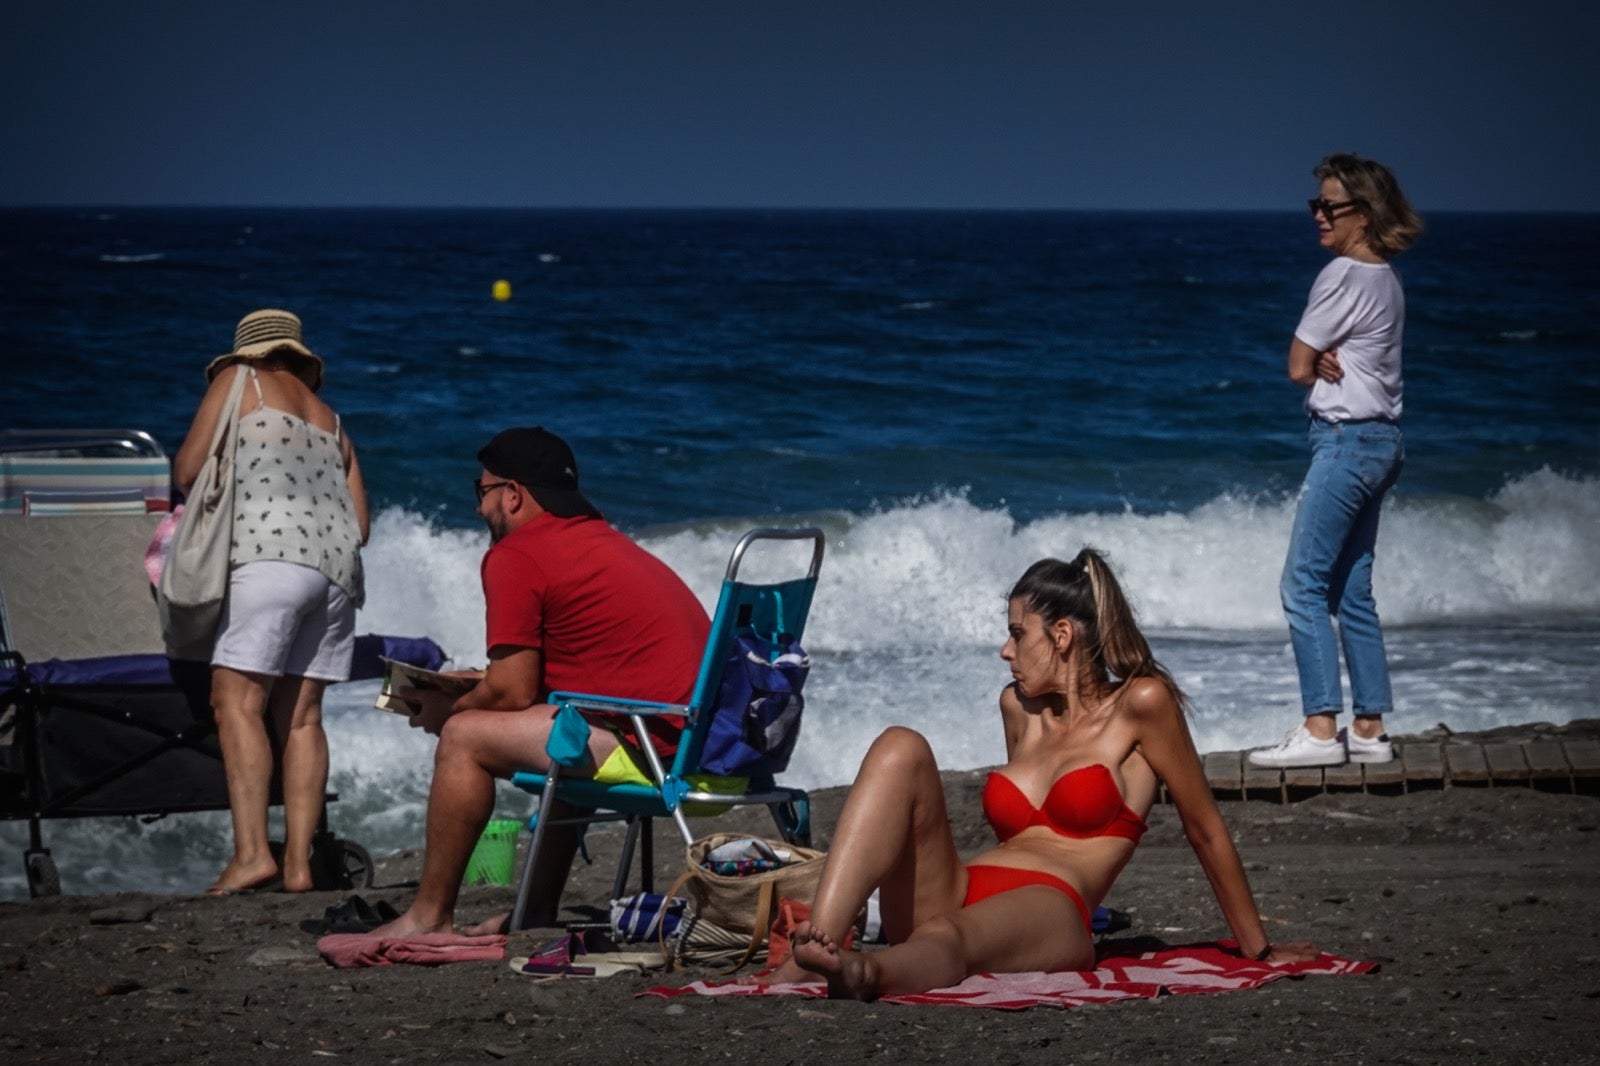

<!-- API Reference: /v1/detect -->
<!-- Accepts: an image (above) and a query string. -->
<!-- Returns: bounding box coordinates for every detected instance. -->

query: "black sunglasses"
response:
[1308,196,1366,219]
[473,478,513,501]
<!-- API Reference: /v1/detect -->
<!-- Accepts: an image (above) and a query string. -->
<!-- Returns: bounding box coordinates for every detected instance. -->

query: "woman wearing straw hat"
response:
[173,309,370,895]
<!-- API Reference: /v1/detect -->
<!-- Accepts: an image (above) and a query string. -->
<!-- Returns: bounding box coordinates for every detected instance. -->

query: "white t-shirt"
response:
[1294,257,1405,422]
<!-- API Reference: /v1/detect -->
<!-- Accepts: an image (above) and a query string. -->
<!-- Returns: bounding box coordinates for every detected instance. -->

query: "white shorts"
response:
[212,561,355,681]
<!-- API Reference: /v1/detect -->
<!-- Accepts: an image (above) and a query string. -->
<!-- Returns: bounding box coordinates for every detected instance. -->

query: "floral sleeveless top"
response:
[230,370,365,606]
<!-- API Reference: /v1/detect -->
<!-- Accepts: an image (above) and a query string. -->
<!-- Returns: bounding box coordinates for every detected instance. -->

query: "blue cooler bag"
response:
[700,633,809,777]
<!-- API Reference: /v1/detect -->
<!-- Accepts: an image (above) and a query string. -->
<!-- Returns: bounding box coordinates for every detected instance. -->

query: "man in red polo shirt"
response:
[374,427,708,936]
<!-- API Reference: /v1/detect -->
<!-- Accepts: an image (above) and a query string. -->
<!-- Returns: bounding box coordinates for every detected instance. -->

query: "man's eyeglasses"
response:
[1308,197,1365,220]
[474,479,513,501]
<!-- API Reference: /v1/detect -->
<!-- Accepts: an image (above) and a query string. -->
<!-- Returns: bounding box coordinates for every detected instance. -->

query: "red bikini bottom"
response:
[963,864,1092,932]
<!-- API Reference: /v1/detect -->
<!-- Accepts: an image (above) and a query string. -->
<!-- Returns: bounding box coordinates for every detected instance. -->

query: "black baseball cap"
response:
[477,427,603,519]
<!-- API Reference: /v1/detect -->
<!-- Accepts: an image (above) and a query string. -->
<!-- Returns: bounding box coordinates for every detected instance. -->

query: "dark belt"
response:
[1311,415,1400,427]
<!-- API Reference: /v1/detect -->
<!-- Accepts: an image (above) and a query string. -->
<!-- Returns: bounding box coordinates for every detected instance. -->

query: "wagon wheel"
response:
[25,850,60,898]
[309,833,374,890]
[338,839,375,889]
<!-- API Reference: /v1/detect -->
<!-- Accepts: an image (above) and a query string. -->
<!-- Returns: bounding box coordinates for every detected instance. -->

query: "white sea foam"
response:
[4,471,1594,899]
[350,464,1598,783]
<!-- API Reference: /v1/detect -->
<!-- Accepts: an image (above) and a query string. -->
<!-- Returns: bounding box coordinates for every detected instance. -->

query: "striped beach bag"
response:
[661,833,827,972]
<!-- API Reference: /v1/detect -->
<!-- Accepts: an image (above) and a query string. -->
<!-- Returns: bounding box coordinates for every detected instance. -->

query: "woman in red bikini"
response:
[761,549,1315,998]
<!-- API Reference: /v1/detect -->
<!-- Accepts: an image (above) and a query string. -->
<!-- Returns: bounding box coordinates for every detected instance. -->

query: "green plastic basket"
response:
[463,818,522,886]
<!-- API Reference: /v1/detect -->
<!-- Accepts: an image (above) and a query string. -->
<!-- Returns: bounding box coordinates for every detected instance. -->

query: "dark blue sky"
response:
[3,1,1593,210]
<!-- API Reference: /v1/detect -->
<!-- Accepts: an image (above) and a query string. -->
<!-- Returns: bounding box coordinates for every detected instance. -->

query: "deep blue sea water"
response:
[1,208,1596,897]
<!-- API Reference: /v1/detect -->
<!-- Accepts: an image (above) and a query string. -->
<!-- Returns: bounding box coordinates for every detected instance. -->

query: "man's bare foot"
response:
[459,911,511,936]
[205,857,281,896]
[369,909,454,938]
[791,922,879,1000]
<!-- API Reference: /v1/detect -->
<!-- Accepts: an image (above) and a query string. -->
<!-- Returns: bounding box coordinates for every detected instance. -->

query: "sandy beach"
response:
[3,722,1597,1065]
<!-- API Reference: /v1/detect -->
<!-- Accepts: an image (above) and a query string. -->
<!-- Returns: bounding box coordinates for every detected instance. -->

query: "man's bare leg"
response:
[373,705,598,937]
[369,723,498,935]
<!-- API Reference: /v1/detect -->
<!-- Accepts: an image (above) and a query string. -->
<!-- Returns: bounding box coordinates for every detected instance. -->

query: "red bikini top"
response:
[983,765,1147,844]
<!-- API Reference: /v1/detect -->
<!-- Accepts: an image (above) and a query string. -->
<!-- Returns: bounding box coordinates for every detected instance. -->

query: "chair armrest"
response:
[548,692,691,719]
[545,692,693,783]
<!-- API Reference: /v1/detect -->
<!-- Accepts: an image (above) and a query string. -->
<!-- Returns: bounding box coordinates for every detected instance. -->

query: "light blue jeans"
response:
[1280,418,1404,717]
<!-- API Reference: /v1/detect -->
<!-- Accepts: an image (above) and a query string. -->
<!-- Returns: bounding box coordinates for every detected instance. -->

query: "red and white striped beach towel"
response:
[641,939,1376,1011]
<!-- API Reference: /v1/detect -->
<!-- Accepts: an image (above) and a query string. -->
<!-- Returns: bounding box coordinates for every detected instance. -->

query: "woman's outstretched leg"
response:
[762,726,965,984]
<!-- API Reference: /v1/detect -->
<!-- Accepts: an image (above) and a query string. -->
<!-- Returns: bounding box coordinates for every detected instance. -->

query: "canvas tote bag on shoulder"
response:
[158,365,250,661]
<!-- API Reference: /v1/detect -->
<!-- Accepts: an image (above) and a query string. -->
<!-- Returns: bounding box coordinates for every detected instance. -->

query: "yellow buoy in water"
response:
[492,279,512,302]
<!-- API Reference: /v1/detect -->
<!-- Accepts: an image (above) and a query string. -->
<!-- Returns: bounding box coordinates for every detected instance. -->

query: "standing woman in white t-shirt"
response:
[1250,155,1423,770]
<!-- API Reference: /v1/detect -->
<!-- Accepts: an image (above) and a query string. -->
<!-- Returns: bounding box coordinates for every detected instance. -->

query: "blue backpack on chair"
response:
[699,630,809,778]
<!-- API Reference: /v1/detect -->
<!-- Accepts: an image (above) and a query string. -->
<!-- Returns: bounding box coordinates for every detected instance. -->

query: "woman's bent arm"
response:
[1287,337,1323,387]
[1124,678,1277,959]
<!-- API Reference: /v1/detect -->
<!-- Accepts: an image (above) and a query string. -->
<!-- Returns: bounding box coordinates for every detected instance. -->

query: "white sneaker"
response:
[1247,724,1347,768]
[1340,727,1395,764]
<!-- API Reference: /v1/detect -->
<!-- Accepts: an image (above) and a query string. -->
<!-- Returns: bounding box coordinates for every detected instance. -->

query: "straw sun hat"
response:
[204,308,325,392]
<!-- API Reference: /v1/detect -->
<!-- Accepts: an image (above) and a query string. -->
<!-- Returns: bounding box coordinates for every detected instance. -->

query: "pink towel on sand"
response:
[317,931,508,969]
[642,940,1377,1010]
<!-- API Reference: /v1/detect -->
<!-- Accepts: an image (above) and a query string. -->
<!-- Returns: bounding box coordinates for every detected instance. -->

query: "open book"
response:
[373,657,480,714]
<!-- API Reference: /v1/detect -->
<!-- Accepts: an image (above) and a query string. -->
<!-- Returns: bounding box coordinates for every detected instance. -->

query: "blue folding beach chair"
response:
[507,527,824,931]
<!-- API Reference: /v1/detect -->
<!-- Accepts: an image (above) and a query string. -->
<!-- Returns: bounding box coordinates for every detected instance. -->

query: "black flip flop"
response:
[302,895,402,935]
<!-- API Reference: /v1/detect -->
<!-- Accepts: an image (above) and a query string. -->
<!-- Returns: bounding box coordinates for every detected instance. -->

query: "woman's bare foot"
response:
[1264,939,1319,963]
[791,922,878,1000]
[205,856,281,896]
[746,957,816,986]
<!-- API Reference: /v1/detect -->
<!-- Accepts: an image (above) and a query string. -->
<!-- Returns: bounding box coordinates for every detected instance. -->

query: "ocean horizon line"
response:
[4,203,1595,217]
